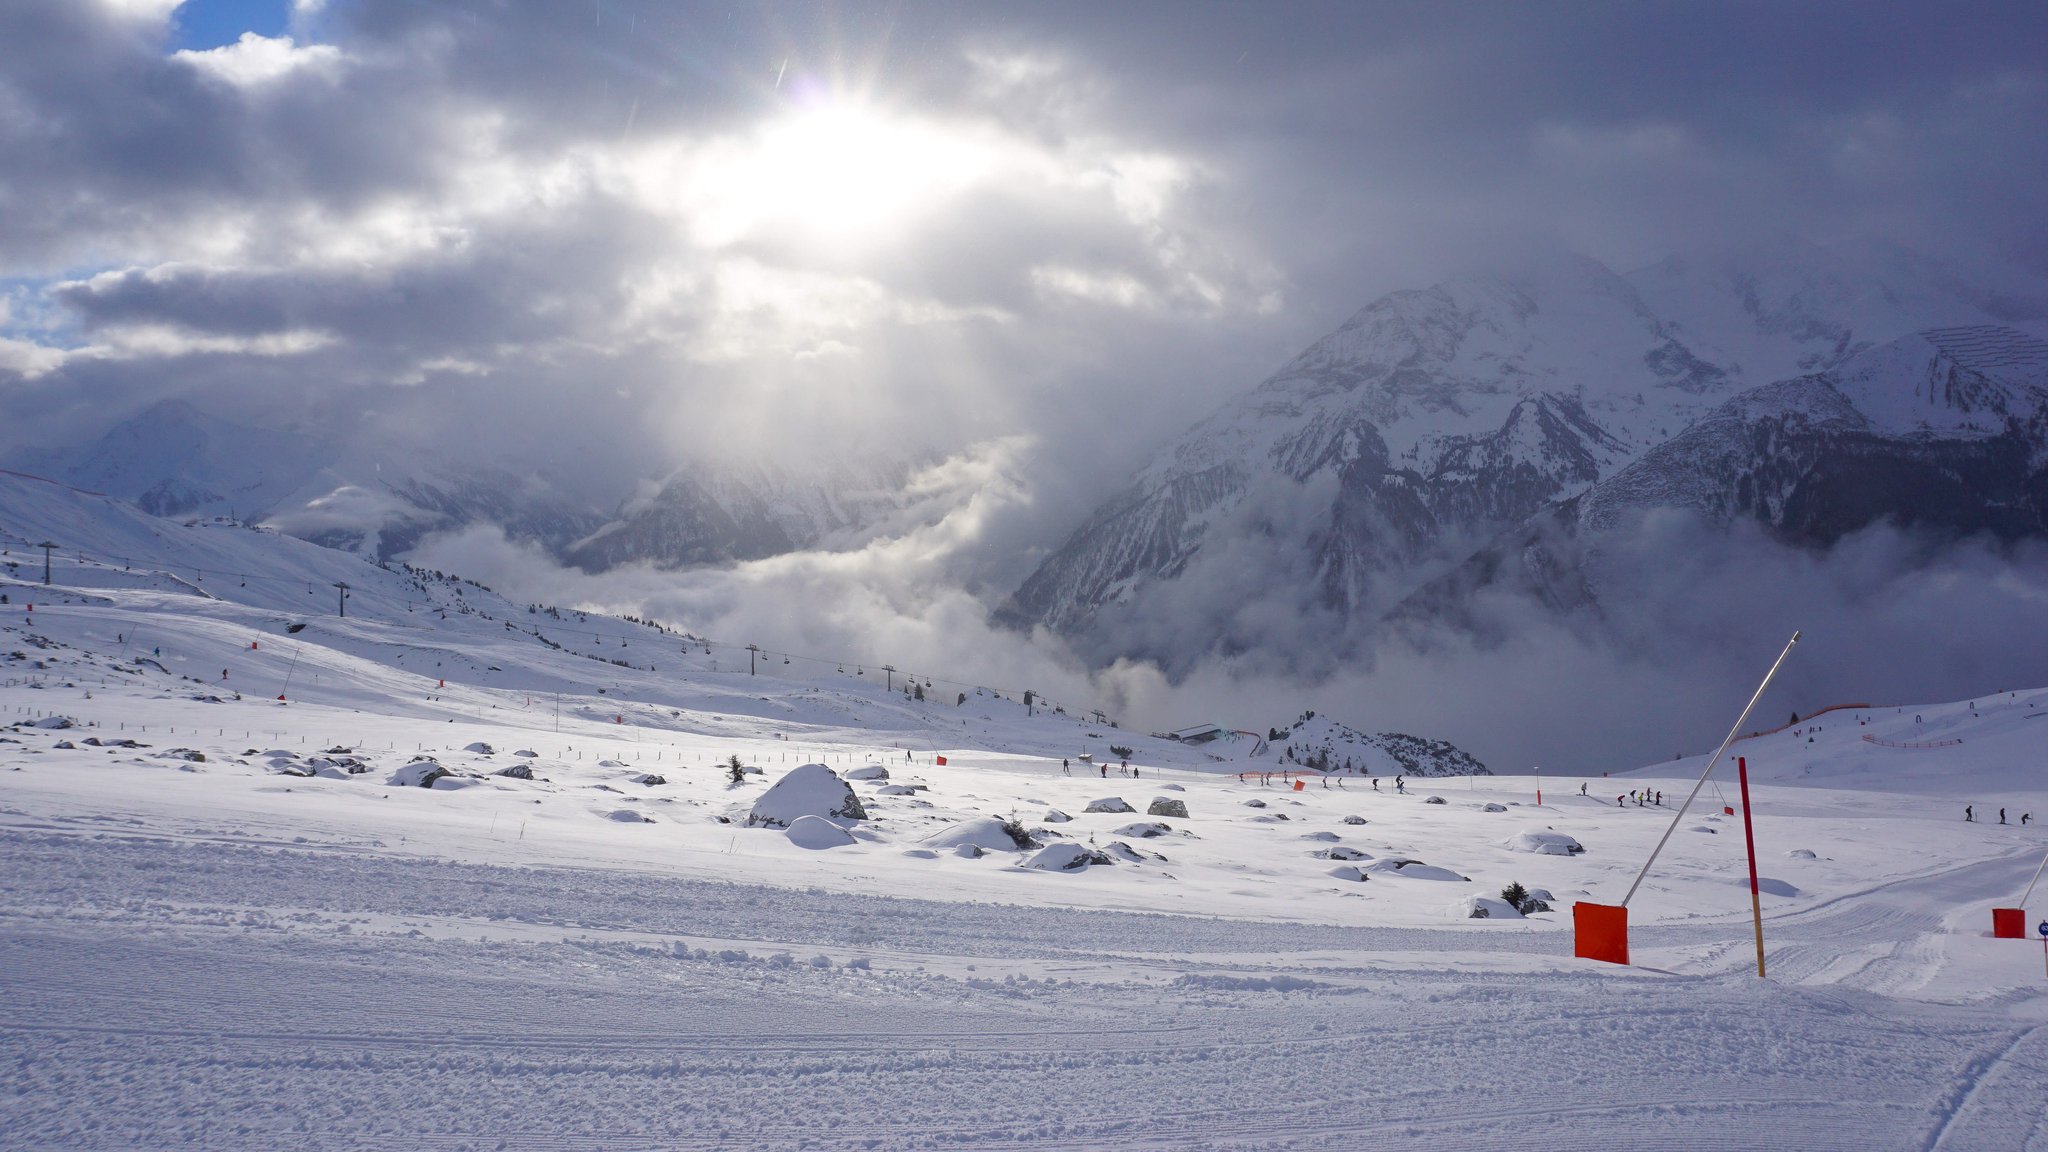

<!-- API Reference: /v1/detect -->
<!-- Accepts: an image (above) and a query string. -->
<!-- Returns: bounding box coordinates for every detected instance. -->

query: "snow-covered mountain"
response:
[1004,247,2048,662]
[1398,324,2048,626]
[9,399,922,572]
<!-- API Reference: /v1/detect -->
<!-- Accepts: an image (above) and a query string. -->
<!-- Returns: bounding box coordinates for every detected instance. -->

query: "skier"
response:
[2000,808,2007,825]
[2023,813,2032,826]
[1655,791,1663,806]
[1061,758,1070,776]
[221,669,228,681]
[1965,805,1975,822]
[1372,778,1380,791]
[1580,782,1587,797]
[1100,763,1107,778]
[1617,795,1625,808]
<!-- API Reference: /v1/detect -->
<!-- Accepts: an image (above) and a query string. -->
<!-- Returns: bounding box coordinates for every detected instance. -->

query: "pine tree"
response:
[726,754,746,785]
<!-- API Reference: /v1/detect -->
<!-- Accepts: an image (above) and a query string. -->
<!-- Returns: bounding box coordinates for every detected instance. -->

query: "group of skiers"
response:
[1964,806,2032,826]
[1615,789,1664,808]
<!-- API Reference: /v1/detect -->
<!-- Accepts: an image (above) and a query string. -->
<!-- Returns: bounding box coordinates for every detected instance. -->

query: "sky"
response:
[3,0,2047,770]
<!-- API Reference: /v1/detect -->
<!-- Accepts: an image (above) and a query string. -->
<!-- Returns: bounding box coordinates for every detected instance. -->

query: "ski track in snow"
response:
[0,827,2043,1150]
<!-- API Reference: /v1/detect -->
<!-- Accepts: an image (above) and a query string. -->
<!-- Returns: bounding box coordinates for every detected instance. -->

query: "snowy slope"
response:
[6,472,2048,1146]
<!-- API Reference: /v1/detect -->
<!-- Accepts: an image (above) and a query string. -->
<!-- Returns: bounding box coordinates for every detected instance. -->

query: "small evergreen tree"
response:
[1500,881,1529,909]
[726,754,746,785]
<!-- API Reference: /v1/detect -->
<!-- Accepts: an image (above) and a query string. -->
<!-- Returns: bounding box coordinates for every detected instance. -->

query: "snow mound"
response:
[1481,803,1507,813]
[1024,843,1112,872]
[464,742,495,754]
[1786,848,1817,859]
[630,773,666,786]
[29,716,77,729]
[597,759,628,768]
[921,816,1032,852]
[1505,830,1585,855]
[1312,846,1370,861]
[605,808,653,823]
[876,783,926,796]
[1300,831,1339,842]
[1459,896,1525,919]
[747,763,867,828]
[787,814,856,849]
[1342,814,1368,825]
[1328,865,1368,882]
[513,749,538,758]
[1102,841,1165,863]
[1084,797,1135,813]
[1733,876,1801,897]
[1362,858,1469,881]
[390,760,452,788]
[845,764,890,781]
[1043,809,1072,823]
[1424,796,1446,805]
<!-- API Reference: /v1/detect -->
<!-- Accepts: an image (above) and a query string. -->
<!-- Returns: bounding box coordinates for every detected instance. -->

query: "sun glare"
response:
[684,102,993,248]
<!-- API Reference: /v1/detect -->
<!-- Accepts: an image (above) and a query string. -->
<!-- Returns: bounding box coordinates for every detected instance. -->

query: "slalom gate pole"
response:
[1621,630,1800,908]
[1738,755,1766,978]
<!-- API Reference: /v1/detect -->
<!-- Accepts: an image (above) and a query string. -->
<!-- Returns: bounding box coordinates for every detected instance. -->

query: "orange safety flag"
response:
[1292,779,1305,791]
[1574,902,1629,965]
[935,755,948,766]
[1992,907,2027,938]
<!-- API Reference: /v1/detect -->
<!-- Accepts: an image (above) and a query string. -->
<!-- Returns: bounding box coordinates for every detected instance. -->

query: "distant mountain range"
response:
[998,245,2048,666]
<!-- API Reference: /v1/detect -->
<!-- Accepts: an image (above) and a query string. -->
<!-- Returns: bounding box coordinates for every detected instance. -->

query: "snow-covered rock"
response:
[787,814,856,849]
[1024,843,1113,872]
[1113,822,1173,839]
[747,763,867,828]
[846,764,890,781]
[921,816,1033,853]
[1043,809,1073,823]
[1362,858,1469,881]
[605,808,653,823]
[1329,865,1368,882]
[464,741,495,754]
[1147,797,1190,818]
[390,760,452,788]
[1481,802,1507,813]
[1084,797,1135,814]
[1506,830,1585,856]
[1342,814,1368,825]
[29,715,76,729]
[1460,896,1525,919]
[1312,846,1371,861]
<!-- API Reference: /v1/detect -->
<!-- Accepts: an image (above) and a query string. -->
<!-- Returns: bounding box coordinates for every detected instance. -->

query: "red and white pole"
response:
[1738,755,1766,978]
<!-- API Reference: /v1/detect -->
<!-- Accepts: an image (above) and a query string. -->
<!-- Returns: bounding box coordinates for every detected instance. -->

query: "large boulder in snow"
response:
[747,763,867,828]
[30,715,77,729]
[787,814,857,849]
[921,816,1035,852]
[845,764,890,781]
[1505,830,1585,856]
[1084,797,1135,814]
[390,760,452,788]
[1024,843,1114,872]
[1147,797,1189,818]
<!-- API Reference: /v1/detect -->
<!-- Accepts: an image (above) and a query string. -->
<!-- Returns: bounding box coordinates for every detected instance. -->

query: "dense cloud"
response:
[6,0,2048,768]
